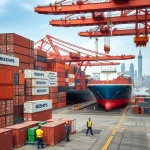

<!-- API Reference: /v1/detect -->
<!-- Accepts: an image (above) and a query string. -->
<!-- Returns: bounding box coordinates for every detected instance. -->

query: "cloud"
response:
[0,0,8,15]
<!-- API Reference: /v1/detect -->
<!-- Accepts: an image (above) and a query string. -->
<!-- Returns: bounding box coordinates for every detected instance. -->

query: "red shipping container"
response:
[0,85,13,99]
[133,106,139,114]
[41,121,66,146]
[19,96,25,105]
[6,100,13,115]
[58,97,66,102]
[33,49,47,57]
[35,61,47,68]
[14,85,18,96]
[18,85,25,95]
[60,92,66,97]
[141,107,144,114]
[58,82,65,86]
[18,105,24,118]
[3,33,34,49]
[58,101,66,108]
[52,103,58,109]
[0,68,13,85]
[0,65,19,74]
[0,129,12,150]
[24,109,52,121]
[0,101,5,116]
[13,96,19,106]
[0,116,5,128]
[25,95,49,101]
[7,44,30,56]
[57,72,65,78]
[49,87,58,93]
[19,63,30,70]
[13,105,19,118]
[49,92,58,99]
[6,114,13,127]
[46,118,62,123]
[51,68,65,73]
[52,98,58,104]
[5,122,38,147]
[58,77,66,82]
[0,45,7,54]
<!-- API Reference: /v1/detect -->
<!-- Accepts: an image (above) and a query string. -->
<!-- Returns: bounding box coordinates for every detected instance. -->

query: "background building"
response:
[121,63,125,73]
[129,63,134,82]
[138,49,142,80]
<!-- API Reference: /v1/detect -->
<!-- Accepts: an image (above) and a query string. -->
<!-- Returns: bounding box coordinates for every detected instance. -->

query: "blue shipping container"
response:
[36,56,47,63]
[144,107,150,114]
[14,73,19,85]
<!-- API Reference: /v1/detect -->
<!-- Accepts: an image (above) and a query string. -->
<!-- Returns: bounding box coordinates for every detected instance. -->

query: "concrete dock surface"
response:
[17,105,150,150]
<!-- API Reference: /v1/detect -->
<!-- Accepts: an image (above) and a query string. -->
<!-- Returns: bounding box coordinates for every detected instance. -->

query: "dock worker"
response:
[86,118,94,136]
[36,126,44,149]
[65,121,70,142]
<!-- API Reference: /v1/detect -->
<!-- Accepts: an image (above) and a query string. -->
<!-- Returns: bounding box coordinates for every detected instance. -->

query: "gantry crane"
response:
[35,35,135,79]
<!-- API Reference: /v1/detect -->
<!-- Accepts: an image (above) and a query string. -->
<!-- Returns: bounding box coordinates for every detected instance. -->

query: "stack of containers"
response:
[33,49,47,71]
[74,66,81,90]
[0,54,19,127]
[24,100,52,121]
[0,33,34,71]
[133,97,150,114]
[24,70,49,101]
[13,73,25,124]
[47,71,59,109]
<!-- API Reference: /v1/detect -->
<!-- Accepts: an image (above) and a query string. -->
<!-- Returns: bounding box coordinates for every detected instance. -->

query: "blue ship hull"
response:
[88,84,132,110]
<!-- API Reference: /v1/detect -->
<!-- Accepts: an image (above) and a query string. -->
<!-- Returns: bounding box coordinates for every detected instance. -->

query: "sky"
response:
[0,0,150,76]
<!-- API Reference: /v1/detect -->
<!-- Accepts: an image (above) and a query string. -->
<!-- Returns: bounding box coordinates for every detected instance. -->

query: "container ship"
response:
[88,69,133,110]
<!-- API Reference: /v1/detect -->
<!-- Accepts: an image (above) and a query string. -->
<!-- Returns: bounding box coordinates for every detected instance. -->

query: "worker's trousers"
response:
[86,127,93,135]
[37,137,43,149]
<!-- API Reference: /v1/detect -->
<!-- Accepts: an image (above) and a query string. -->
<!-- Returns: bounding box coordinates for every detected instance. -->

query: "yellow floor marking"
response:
[101,105,129,150]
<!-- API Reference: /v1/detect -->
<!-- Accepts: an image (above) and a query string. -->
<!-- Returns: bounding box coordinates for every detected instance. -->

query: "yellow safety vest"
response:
[36,129,43,138]
[87,121,92,127]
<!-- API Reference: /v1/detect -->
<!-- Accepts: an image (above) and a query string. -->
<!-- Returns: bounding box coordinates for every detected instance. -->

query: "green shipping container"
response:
[28,126,39,136]
[28,135,37,142]
[38,121,47,126]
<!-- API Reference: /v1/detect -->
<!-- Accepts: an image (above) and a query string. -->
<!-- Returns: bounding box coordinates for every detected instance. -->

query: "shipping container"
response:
[19,63,30,70]
[68,82,75,86]
[7,44,30,56]
[6,114,13,126]
[19,96,25,105]
[33,49,47,57]
[35,61,47,68]
[0,129,12,150]
[52,103,58,109]
[0,101,6,116]
[0,68,13,84]
[0,45,7,54]
[49,93,58,99]
[5,122,38,147]
[34,66,47,71]
[49,87,58,93]
[24,100,52,113]
[24,69,47,79]
[58,101,66,108]
[57,72,65,78]
[0,85,13,99]
[6,100,13,115]
[0,54,19,67]
[41,121,66,146]
[19,73,25,85]
[26,79,49,87]
[34,56,47,63]
[26,87,49,95]
[68,74,75,78]
[24,109,52,121]
[0,116,5,128]
[25,95,49,101]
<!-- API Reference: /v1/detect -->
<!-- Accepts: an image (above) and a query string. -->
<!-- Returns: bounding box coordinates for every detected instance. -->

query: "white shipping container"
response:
[46,71,57,77]
[0,54,19,67]
[24,100,52,113]
[48,76,58,82]
[68,74,75,78]
[69,82,75,86]
[24,70,47,79]
[66,78,68,82]
[32,87,49,95]
[48,81,58,87]
[31,79,49,87]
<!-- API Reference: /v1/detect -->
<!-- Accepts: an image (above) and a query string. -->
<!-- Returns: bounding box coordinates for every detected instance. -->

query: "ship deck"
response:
[17,103,150,150]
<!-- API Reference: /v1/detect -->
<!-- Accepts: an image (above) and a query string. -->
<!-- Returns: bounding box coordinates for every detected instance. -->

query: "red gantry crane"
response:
[35,35,135,79]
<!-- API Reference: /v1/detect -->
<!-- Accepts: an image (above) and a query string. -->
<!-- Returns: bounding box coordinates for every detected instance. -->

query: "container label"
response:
[68,74,75,78]
[32,87,49,95]
[46,71,57,77]
[32,79,49,87]
[34,72,45,77]
[24,70,47,79]
[48,81,58,87]
[0,54,19,67]
[24,100,52,113]
[48,77,58,82]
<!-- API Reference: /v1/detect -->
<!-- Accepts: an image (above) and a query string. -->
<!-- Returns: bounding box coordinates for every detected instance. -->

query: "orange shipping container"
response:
[0,45,7,54]
[35,62,47,68]
[57,72,65,78]
[58,101,66,108]
[6,100,13,115]
[49,87,58,93]
[59,92,66,97]
[19,96,25,105]
[58,77,65,82]
[0,101,5,116]
[52,68,65,73]
[19,73,25,85]
[19,62,30,70]
[7,44,30,56]
[52,98,58,104]
[52,103,58,109]
[68,78,75,82]
[24,109,52,121]
[25,95,49,101]
[49,93,58,99]
[0,85,13,99]
[0,68,13,85]
[33,49,47,57]
[58,82,65,86]
[41,121,66,146]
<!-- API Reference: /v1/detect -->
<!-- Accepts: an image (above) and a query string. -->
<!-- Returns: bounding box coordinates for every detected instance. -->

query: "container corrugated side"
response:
[24,100,52,113]
[0,54,19,67]
[32,87,49,95]
[24,70,47,79]
[48,82,58,87]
